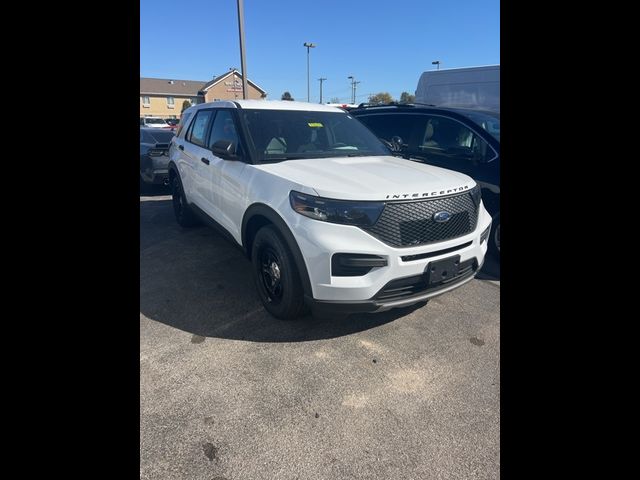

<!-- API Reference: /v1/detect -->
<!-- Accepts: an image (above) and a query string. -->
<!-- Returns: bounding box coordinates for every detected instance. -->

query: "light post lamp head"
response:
[303,42,316,49]
[432,60,441,70]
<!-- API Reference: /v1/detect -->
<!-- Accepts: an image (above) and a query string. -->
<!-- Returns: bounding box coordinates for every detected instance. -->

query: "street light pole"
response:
[432,60,441,70]
[303,42,316,102]
[318,77,326,104]
[236,0,249,99]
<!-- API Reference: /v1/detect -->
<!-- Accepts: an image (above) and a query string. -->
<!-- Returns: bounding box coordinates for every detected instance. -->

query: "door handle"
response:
[201,158,210,165]
[178,145,184,151]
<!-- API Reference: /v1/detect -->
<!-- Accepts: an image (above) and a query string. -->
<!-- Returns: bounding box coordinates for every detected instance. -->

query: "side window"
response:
[419,116,492,162]
[177,111,193,138]
[186,110,214,147]
[207,110,241,155]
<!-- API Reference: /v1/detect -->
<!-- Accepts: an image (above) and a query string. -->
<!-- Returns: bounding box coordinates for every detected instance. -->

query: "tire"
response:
[171,174,199,227]
[251,225,306,320]
[489,212,500,256]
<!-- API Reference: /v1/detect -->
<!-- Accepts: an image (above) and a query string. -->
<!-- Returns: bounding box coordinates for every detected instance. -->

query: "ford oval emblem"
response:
[433,211,452,223]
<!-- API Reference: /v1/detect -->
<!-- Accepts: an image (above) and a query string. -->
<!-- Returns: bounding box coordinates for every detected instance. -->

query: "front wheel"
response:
[251,225,306,320]
[489,212,500,256]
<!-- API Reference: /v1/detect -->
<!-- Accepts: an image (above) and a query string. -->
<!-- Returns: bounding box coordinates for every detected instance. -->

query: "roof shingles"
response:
[140,78,207,96]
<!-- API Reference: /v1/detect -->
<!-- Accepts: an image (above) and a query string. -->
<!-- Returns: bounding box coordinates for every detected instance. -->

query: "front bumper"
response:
[287,202,492,310]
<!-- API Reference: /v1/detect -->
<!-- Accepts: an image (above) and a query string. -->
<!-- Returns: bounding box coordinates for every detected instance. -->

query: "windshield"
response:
[241,109,390,162]
[145,118,167,125]
[461,111,500,142]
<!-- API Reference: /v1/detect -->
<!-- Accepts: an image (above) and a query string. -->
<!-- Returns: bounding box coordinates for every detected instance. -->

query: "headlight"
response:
[289,191,384,226]
[470,185,482,208]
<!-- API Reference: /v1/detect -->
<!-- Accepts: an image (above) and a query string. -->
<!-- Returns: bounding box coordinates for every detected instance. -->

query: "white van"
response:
[415,65,500,113]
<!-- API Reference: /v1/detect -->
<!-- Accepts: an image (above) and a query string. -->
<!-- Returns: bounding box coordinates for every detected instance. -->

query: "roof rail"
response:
[354,101,438,109]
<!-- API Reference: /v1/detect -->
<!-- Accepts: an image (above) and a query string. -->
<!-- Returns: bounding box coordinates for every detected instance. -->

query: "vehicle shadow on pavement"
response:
[140,199,427,343]
[139,184,171,197]
[476,252,500,281]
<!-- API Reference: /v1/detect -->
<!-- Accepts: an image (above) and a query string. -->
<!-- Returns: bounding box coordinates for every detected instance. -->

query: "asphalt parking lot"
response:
[140,189,500,480]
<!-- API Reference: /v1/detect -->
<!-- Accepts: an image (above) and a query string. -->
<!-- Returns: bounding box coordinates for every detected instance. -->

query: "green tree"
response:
[181,100,191,112]
[281,91,294,101]
[368,92,394,104]
[400,92,415,104]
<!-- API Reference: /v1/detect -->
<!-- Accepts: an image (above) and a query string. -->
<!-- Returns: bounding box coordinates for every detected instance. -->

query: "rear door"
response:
[177,108,216,212]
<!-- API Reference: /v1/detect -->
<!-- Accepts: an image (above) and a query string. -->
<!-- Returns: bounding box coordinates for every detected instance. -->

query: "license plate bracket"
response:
[425,255,461,285]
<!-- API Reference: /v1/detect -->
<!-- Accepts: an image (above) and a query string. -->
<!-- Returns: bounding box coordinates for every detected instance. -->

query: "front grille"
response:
[374,258,477,302]
[362,189,479,248]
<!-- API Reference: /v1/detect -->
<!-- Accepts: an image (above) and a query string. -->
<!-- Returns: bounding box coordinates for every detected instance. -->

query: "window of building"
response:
[142,96,150,107]
[167,96,175,108]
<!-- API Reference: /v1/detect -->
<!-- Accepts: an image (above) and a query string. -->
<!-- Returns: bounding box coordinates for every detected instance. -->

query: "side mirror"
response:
[211,139,238,160]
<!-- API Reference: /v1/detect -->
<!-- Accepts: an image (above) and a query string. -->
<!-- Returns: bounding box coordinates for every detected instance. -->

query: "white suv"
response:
[168,100,492,320]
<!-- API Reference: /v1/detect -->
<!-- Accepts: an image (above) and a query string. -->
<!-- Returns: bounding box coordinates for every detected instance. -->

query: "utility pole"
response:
[348,76,361,104]
[236,0,249,99]
[318,77,326,104]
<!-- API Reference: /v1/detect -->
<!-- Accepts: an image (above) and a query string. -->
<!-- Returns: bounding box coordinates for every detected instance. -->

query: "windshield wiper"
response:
[259,156,302,162]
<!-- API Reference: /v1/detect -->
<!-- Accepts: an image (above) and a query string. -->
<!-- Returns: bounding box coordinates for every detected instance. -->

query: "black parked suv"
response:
[350,103,500,255]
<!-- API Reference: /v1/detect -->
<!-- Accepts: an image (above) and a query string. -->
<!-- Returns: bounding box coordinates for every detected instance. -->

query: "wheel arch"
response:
[242,203,312,299]
[168,161,179,182]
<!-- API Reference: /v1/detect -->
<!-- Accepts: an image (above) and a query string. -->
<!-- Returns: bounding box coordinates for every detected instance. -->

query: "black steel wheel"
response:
[171,174,199,227]
[251,225,305,320]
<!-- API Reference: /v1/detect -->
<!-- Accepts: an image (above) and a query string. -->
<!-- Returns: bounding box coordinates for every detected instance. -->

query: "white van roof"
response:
[415,65,500,112]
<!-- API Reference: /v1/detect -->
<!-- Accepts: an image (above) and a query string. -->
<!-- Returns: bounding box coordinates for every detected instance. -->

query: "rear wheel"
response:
[171,174,199,227]
[251,225,305,320]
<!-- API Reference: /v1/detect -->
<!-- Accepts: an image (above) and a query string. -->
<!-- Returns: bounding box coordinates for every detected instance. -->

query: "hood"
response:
[254,155,475,201]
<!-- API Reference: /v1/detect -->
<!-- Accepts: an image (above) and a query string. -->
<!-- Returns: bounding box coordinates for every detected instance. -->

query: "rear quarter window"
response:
[177,111,194,138]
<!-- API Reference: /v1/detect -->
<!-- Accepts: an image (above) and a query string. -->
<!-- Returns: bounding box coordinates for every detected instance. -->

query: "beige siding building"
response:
[200,70,267,102]
[140,70,267,119]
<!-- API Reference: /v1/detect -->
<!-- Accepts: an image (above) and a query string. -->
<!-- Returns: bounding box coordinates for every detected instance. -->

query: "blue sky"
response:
[140,0,499,103]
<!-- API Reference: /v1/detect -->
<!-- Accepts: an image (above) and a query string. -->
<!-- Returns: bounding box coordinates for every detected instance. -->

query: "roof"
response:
[349,103,501,118]
[140,77,208,96]
[200,69,267,95]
